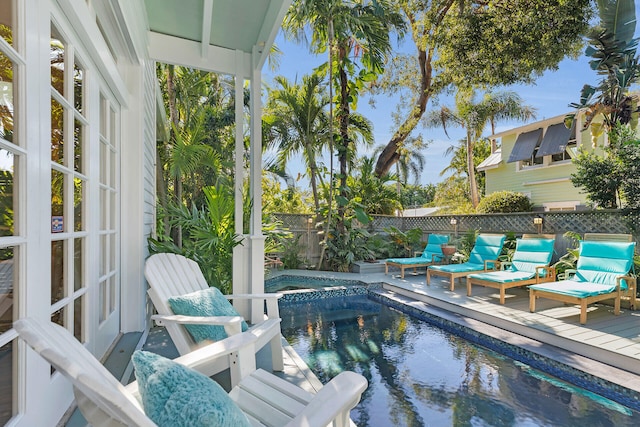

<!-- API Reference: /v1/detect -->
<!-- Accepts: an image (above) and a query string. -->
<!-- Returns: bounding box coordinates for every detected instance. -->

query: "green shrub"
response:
[476,191,532,213]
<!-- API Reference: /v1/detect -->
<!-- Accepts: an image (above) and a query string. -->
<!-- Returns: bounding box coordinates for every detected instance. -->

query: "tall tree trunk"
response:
[374,1,454,177]
[466,130,479,207]
[166,65,182,247]
[336,57,350,234]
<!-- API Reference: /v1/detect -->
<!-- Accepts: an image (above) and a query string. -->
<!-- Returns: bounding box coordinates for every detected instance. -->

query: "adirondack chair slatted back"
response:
[422,234,449,259]
[145,253,211,354]
[14,318,155,427]
[467,234,506,266]
[510,238,555,273]
[575,241,636,286]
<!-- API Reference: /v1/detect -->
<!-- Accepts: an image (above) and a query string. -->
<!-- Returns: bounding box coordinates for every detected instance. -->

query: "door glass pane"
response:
[74,119,83,173]
[0,0,14,48]
[50,25,65,96]
[51,169,64,223]
[51,240,64,304]
[100,234,107,276]
[0,150,14,236]
[51,306,64,327]
[0,51,16,144]
[0,340,14,424]
[0,247,13,333]
[73,238,82,291]
[99,143,107,184]
[51,98,64,164]
[109,275,116,315]
[74,177,83,231]
[99,279,106,322]
[73,295,82,341]
[73,60,83,114]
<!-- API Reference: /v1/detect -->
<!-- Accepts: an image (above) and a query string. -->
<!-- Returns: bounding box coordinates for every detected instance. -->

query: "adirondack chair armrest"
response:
[224,293,283,319]
[484,260,498,271]
[285,371,368,427]
[151,314,244,336]
[535,265,555,280]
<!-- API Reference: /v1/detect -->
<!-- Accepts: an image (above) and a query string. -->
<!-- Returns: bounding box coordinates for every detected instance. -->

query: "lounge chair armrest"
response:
[151,314,243,336]
[558,269,577,280]
[484,260,499,271]
[414,251,422,257]
[499,261,512,271]
[535,265,555,280]
[617,275,637,309]
[224,293,283,319]
[431,254,444,263]
[285,371,368,427]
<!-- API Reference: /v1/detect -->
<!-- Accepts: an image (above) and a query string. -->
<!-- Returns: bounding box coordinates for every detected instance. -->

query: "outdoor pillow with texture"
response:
[132,350,251,427]
[168,287,249,343]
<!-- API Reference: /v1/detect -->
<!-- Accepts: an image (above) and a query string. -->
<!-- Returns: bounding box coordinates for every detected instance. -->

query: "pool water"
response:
[280,295,638,427]
[265,276,358,292]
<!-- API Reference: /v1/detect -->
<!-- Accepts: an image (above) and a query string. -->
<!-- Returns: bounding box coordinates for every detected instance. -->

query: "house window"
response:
[551,125,577,163]
[520,147,544,168]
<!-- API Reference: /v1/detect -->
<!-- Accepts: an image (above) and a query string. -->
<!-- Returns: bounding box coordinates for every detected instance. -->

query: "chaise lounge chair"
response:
[427,234,506,291]
[385,234,449,278]
[529,240,637,324]
[15,317,368,427]
[466,236,556,304]
[145,253,284,379]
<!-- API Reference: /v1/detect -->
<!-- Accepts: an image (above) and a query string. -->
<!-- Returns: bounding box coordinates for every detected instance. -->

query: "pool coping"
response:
[277,282,640,412]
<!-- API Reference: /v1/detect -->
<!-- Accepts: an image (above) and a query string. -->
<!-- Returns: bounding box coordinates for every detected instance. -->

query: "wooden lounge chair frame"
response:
[14,317,368,427]
[427,234,505,291]
[529,237,637,324]
[385,234,449,278]
[466,236,556,304]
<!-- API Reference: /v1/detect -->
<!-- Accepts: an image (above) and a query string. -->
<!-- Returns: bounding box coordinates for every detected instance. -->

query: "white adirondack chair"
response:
[14,317,368,427]
[144,253,284,374]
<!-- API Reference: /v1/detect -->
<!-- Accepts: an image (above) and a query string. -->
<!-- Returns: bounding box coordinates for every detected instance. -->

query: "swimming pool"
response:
[265,275,361,292]
[280,292,639,427]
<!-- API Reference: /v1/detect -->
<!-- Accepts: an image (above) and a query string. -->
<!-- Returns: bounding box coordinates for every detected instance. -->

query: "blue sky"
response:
[263,8,640,187]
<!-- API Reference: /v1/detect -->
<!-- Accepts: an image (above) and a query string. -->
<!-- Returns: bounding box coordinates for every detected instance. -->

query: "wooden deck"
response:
[272,269,640,392]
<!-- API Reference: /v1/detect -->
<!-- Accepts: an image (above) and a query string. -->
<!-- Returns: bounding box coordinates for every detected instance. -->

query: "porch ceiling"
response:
[144,0,291,77]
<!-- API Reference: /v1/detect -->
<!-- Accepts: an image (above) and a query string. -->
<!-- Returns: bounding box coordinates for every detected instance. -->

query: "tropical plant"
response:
[425,89,536,207]
[553,231,582,279]
[476,191,533,214]
[568,0,639,138]
[148,186,242,293]
[349,157,401,215]
[263,74,330,213]
[384,226,424,257]
[284,0,405,232]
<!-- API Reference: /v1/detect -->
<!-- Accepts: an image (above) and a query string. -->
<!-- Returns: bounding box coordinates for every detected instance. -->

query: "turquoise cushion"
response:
[430,263,485,273]
[575,241,636,285]
[132,351,251,427]
[467,234,506,265]
[422,234,449,260]
[168,288,249,343]
[509,238,555,273]
[387,257,434,265]
[468,270,535,283]
[529,280,622,297]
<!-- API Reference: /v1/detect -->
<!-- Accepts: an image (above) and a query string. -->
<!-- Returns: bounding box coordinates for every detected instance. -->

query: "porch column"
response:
[248,45,265,323]
[232,49,250,318]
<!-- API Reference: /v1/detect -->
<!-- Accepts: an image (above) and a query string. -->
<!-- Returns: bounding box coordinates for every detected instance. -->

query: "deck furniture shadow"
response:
[15,317,368,427]
[467,236,556,304]
[385,234,449,279]
[529,240,637,324]
[427,234,506,291]
[145,253,284,381]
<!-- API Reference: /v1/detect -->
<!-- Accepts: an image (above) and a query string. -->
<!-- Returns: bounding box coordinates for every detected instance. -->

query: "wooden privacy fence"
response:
[272,210,640,265]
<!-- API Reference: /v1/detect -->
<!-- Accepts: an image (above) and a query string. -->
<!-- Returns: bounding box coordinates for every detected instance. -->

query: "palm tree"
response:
[264,74,330,213]
[283,0,405,231]
[426,89,536,207]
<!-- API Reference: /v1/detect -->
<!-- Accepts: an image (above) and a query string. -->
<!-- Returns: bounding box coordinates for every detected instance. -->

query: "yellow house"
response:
[478,112,607,211]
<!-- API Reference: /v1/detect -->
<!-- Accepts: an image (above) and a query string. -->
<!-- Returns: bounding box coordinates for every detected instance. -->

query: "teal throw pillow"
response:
[132,350,251,427]
[168,287,249,343]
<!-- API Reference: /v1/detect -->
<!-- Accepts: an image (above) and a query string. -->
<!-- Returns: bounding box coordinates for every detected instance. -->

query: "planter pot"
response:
[441,245,457,256]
